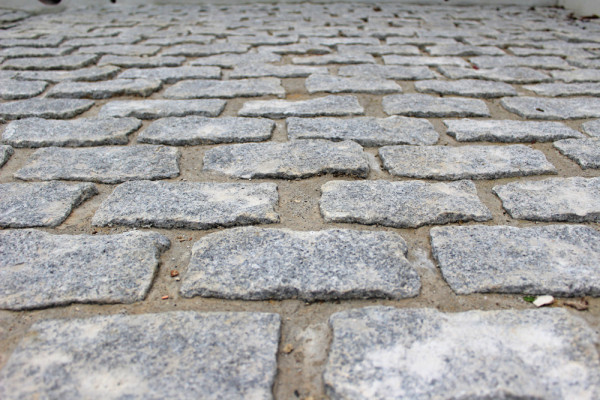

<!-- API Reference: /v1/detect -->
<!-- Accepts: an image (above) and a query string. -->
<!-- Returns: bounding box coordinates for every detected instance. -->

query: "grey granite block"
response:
[98,99,226,119]
[426,43,505,56]
[292,53,375,65]
[380,145,555,180]
[338,64,436,80]
[0,181,97,227]
[320,180,491,228]
[13,66,121,82]
[118,66,221,83]
[470,55,571,69]
[92,181,279,229]
[337,44,420,56]
[0,311,280,399]
[144,34,214,46]
[164,78,285,99]
[431,224,600,296]
[2,54,98,70]
[437,66,551,83]
[325,307,600,400]
[190,52,281,67]
[444,119,584,142]
[0,98,94,119]
[163,43,249,56]
[501,97,600,119]
[0,229,170,310]
[493,177,600,222]
[77,44,160,56]
[15,145,180,183]
[47,79,162,99]
[230,64,327,78]
[0,36,64,48]
[309,37,379,47]
[204,140,369,179]
[554,138,600,169]
[0,46,72,58]
[551,69,600,83]
[99,55,186,68]
[583,120,600,137]
[524,82,600,97]
[0,79,47,99]
[0,145,13,167]
[181,227,420,301]
[383,94,490,117]
[2,117,142,147]
[305,74,401,94]
[415,79,517,98]
[383,55,469,67]
[139,116,274,145]
[239,95,364,118]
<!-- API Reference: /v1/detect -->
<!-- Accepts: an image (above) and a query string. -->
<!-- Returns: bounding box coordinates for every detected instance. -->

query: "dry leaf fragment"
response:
[170,269,179,277]
[282,343,294,353]
[563,298,589,311]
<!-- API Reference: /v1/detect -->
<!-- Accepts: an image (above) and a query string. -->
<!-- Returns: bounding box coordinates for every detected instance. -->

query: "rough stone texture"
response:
[320,180,491,228]
[305,74,401,94]
[292,53,375,65]
[437,66,551,83]
[12,66,121,82]
[426,43,505,56]
[379,145,555,180]
[98,99,226,119]
[139,116,274,145]
[0,79,47,99]
[0,181,97,228]
[190,52,281,67]
[0,145,13,167]
[99,55,186,68]
[0,229,170,310]
[325,307,600,400]
[583,120,600,137]
[383,94,490,117]
[0,311,280,399]
[2,117,142,147]
[338,64,436,80]
[554,139,600,169]
[286,116,439,146]
[47,79,162,99]
[230,64,327,78]
[551,69,600,83]
[415,79,517,98]
[181,227,420,301]
[493,177,600,222]
[15,145,180,183]
[164,78,285,99]
[383,55,469,67]
[0,98,94,119]
[1,54,98,70]
[163,43,249,56]
[204,140,369,179]
[239,95,364,118]
[0,46,71,58]
[431,224,600,296]
[78,44,160,56]
[444,119,584,143]
[92,181,279,229]
[118,66,221,83]
[470,55,571,69]
[524,82,600,97]
[501,97,600,120]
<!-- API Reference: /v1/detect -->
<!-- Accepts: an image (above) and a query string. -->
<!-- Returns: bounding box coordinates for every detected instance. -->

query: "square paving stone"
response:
[98,99,226,119]
[338,64,436,80]
[0,79,47,99]
[583,120,600,137]
[99,55,186,68]
[0,181,97,228]
[164,78,285,99]
[431,224,600,296]
[493,177,600,222]
[203,140,369,179]
[437,66,551,84]
[554,138,600,169]
[117,66,221,83]
[0,311,280,399]
[383,55,469,67]
[15,145,180,183]
[286,116,439,146]
[444,119,584,143]
[47,79,162,99]
[500,97,600,120]
[2,117,142,147]
[0,229,170,310]
[2,54,99,70]
[320,180,491,228]
[229,64,327,78]
[415,79,517,98]
[13,66,121,82]
[239,95,364,118]
[92,181,279,229]
[470,55,571,69]
[325,307,600,400]
[180,227,420,301]
[0,145,13,168]
[379,145,555,180]
[523,82,600,97]
[0,98,94,119]
[305,74,402,94]
[383,94,490,117]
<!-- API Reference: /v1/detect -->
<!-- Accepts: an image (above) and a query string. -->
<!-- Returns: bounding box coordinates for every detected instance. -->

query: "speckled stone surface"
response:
[551,69,600,83]
[338,64,436,80]
[181,227,420,301]
[0,181,97,227]
[320,180,491,228]
[415,79,517,98]
[164,78,285,99]
[190,51,281,67]
[493,177,600,222]
[325,307,600,400]
[239,95,364,118]
[163,43,249,56]
[523,82,600,97]
[98,99,226,119]
[383,55,469,67]
[12,66,120,82]
[431,224,600,296]
[1,54,99,70]
[383,94,490,117]
[15,145,180,183]
[92,181,279,229]
[0,79,47,99]
[583,120,600,137]
[117,66,221,83]
[0,145,13,167]
[305,74,401,94]
[0,229,170,310]
[501,97,600,119]
[99,55,186,68]
[292,53,375,65]
[0,311,280,399]
[286,116,439,146]
[230,64,327,78]
[437,66,551,83]
[470,55,571,69]
[379,144,555,180]
[0,98,94,119]
[47,79,162,99]
[77,44,160,56]
[554,139,600,169]
[139,116,274,145]
[426,43,505,56]
[203,140,369,179]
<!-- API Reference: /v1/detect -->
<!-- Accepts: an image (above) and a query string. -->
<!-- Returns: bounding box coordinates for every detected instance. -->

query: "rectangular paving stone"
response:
[309,37,380,47]
[554,138,600,169]
[320,180,491,228]
[164,78,285,99]
[0,79,47,99]
[92,181,279,229]
[77,44,160,56]
[2,117,141,147]
[415,79,517,98]
[524,82,600,97]
[338,64,436,80]
[99,55,186,68]
[98,99,226,119]
[383,94,490,117]
[230,64,328,78]
[239,95,364,118]
[583,120,600,137]
[15,145,180,183]
[0,181,97,228]
[444,119,584,143]
[305,74,401,94]
[437,66,552,83]
[0,145,13,167]
[190,52,281,67]
[47,79,162,99]
[337,44,420,56]
[551,69,600,83]
[325,307,600,400]
[426,43,505,56]
[0,98,94,119]
[431,224,600,296]
[380,145,555,180]
[493,177,600,222]
[470,55,571,69]
[2,54,98,70]
[258,43,332,55]
[501,97,600,120]
[13,66,121,82]
[204,140,369,179]
[163,43,250,56]
[0,229,169,310]
[144,34,214,46]
[0,311,280,399]
[117,66,221,83]
[0,36,64,48]
[0,46,72,59]
[287,116,439,146]
[383,55,470,67]
[181,227,420,301]
[292,53,375,65]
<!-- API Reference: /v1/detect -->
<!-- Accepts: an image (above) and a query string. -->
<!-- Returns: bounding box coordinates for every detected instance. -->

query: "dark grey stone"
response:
[164,78,285,99]
[305,74,401,94]
[99,55,186,68]
[338,64,436,80]
[383,94,490,117]
[437,66,551,83]
[524,82,600,97]
[13,66,121,82]
[47,79,162,99]
[0,145,13,167]
[118,66,221,83]
[415,79,517,98]
[470,55,571,69]
[1,54,99,70]
[239,95,364,118]
[0,98,94,119]
[163,43,249,56]
[98,99,226,119]
[0,79,47,99]
[383,55,469,67]
[501,97,600,120]
[229,64,327,78]
[554,139,600,169]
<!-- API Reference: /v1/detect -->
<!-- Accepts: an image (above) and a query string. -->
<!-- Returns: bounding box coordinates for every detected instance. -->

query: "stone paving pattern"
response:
[0,3,600,400]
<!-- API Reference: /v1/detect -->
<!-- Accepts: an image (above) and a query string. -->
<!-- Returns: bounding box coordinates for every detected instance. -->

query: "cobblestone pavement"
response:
[0,2,600,399]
